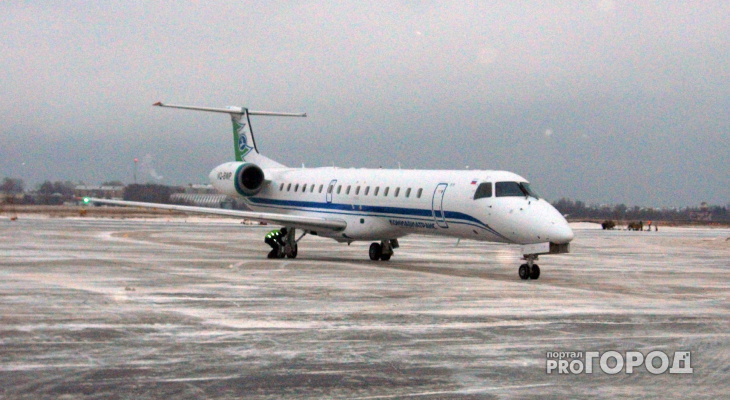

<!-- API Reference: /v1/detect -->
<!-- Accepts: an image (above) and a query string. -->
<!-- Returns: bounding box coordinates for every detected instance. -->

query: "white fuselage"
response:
[210,163,574,245]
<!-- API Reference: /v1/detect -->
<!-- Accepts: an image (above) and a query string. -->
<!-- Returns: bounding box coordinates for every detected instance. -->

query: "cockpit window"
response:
[520,182,540,199]
[496,181,525,197]
[495,181,540,198]
[473,182,492,200]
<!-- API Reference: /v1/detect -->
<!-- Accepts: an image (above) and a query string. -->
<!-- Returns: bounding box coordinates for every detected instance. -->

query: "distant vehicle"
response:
[87,102,573,280]
[627,221,644,231]
[602,220,616,230]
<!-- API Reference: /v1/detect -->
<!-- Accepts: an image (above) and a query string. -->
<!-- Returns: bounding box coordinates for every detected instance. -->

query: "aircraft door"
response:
[326,179,337,203]
[432,183,448,228]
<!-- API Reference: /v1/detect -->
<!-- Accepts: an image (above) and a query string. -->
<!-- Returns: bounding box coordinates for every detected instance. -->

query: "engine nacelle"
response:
[209,162,265,197]
[234,163,265,196]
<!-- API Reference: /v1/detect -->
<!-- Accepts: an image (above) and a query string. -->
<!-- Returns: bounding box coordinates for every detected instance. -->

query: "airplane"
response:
[86,102,573,280]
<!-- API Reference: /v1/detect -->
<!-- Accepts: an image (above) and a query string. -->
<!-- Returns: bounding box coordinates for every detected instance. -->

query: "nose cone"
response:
[522,201,573,244]
[544,203,574,244]
[548,222,574,244]
[499,199,576,245]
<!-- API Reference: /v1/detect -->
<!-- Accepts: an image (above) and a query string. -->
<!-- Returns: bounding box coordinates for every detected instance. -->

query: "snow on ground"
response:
[569,222,602,229]
[1,219,728,398]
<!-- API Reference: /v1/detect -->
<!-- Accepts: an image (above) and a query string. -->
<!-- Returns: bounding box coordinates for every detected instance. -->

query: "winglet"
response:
[153,101,163,106]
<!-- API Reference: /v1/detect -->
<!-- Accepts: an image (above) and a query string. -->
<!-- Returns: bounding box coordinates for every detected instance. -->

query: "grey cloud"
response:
[1,1,728,207]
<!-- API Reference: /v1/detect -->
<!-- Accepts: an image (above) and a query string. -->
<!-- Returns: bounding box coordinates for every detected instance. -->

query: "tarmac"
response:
[1,217,728,399]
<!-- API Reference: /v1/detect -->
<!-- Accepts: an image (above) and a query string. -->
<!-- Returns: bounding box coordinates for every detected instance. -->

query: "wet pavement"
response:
[1,218,728,399]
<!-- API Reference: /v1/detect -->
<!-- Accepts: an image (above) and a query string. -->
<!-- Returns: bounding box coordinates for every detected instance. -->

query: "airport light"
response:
[134,158,138,184]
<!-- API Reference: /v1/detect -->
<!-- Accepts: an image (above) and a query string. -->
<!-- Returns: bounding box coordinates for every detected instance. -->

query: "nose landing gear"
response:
[519,255,540,280]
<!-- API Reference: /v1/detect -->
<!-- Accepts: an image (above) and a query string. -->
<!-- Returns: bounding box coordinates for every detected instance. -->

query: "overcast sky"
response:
[1,1,728,207]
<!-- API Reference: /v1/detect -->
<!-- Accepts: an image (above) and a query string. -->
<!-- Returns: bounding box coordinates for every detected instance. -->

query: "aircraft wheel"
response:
[286,243,298,259]
[369,243,382,261]
[380,253,391,261]
[267,249,278,259]
[530,264,540,280]
[518,264,530,280]
[276,245,286,258]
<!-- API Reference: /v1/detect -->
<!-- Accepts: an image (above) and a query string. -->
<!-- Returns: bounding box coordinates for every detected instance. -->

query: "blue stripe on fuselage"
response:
[246,196,511,241]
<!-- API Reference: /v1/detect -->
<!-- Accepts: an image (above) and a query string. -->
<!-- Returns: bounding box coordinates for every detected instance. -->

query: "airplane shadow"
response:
[290,255,515,283]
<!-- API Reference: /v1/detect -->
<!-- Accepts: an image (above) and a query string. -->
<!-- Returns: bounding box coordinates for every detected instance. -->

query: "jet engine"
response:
[209,162,265,197]
[234,163,265,196]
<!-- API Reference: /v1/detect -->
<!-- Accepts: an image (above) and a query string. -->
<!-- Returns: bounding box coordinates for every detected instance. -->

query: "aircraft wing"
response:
[84,198,347,232]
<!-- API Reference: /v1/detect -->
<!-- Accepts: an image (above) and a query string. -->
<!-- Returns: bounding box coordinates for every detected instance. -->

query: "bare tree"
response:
[1,177,24,195]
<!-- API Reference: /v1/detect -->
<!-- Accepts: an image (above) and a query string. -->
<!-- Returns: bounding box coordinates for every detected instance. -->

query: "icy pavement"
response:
[1,218,728,399]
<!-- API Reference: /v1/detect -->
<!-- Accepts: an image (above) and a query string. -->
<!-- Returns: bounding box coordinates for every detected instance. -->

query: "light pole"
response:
[133,158,138,184]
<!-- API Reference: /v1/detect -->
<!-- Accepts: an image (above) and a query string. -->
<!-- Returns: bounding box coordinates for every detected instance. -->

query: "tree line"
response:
[1,177,181,205]
[551,198,729,223]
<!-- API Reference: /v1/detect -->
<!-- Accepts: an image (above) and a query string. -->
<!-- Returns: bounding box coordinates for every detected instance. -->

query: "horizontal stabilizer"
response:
[153,102,306,117]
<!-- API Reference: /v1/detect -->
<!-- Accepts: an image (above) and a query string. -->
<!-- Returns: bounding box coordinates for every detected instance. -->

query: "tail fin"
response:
[231,110,256,162]
[153,102,305,168]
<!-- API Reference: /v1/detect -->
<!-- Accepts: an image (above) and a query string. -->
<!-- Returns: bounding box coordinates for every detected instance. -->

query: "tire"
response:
[518,264,530,280]
[369,243,382,261]
[530,264,540,280]
[380,253,391,261]
[286,243,298,259]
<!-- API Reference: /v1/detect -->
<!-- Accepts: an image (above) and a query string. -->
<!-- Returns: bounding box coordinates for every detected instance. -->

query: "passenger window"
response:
[337,185,342,194]
[279,183,284,191]
[302,184,307,192]
[474,182,492,200]
[287,183,292,192]
[495,181,524,197]
[405,188,411,198]
[417,188,423,198]
[384,187,389,197]
[327,185,333,194]
[356,186,360,195]
[310,185,315,193]
[394,187,400,197]
[294,184,299,192]
[320,184,324,193]
[364,186,370,196]
[346,185,351,195]
[374,187,380,196]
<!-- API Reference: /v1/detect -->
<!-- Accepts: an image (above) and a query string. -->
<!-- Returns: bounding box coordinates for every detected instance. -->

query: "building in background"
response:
[74,185,125,200]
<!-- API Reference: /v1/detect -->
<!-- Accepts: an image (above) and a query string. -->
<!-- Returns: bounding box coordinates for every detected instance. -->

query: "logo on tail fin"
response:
[235,120,254,158]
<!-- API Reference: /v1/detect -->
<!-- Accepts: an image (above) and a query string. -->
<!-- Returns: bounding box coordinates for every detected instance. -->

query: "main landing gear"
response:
[268,227,301,259]
[369,239,398,261]
[282,227,301,258]
[518,255,540,280]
